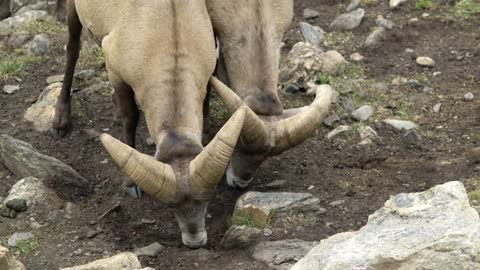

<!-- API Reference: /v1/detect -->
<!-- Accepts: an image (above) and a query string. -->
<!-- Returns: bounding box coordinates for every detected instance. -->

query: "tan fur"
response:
[75,0,216,145]
[206,0,293,115]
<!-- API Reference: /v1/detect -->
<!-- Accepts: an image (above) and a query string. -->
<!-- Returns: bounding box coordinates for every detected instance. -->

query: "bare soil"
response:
[1,0,479,269]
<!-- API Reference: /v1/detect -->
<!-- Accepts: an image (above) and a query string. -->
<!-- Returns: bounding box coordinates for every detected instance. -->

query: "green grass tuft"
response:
[12,238,39,256]
[416,0,433,10]
[455,0,480,17]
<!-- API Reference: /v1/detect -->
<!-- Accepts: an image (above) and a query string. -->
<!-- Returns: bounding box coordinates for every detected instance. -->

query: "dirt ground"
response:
[1,0,480,269]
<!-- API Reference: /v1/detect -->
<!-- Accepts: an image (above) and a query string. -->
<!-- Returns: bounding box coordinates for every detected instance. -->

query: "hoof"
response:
[52,101,71,138]
[126,185,143,199]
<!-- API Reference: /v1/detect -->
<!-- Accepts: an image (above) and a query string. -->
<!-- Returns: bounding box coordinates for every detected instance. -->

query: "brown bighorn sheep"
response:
[206,0,335,188]
[52,0,247,248]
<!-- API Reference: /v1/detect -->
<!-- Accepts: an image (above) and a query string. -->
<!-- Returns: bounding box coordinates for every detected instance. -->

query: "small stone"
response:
[359,126,378,140]
[421,13,430,18]
[466,147,480,164]
[285,84,300,94]
[265,180,287,189]
[390,0,408,8]
[25,33,49,56]
[323,113,341,127]
[373,82,388,91]
[134,242,164,257]
[346,0,361,12]
[407,79,422,89]
[351,105,374,121]
[303,8,319,19]
[433,71,442,77]
[408,18,419,24]
[416,56,435,67]
[402,130,421,143]
[86,230,100,239]
[405,48,415,54]
[46,74,64,84]
[299,22,324,48]
[350,52,364,62]
[329,200,345,207]
[75,69,95,80]
[141,218,156,225]
[8,232,33,247]
[464,92,474,101]
[6,199,27,212]
[327,125,351,139]
[307,185,315,190]
[0,205,16,218]
[423,86,433,94]
[318,50,347,76]
[391,76,408,86]
[364,27,387,48]
[3,85,20,94]
[330,8,365,31]
[263,228,273,237]
[375,16,394,30]
[220,225,262,249]
[433,103,442,113]
[382,119,418,131]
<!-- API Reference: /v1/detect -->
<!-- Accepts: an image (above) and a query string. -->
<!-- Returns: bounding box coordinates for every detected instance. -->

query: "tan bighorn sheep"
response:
[206,0,335,188]
[52,0,247,248]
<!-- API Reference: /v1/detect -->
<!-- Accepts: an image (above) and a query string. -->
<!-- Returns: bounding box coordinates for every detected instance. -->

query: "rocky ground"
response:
[1,0,480,269]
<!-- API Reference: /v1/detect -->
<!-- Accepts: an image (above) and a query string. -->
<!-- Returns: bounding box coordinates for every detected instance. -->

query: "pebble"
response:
[433,71,442,77]
[329,200,346,207]
[350,52,364,62]
[433,103,442,113]
[346,0,361,12]
[330,8,365,31]
[382,119,418,131]
[141,218,156,224]
[407,79,422,89]
[408,18,419,24]
[351,105,374,121]
[285,84,300,94]
[323,113,341,127]
[6,198,27,212]
[303,8,319,19]
[0,205,16,218]
[3,85,20,94]
[375,16,394,30]
[327,125,351,139]
[464,92,474,101]
[26,33,50,56]
[299,22,324,48]
[8,232,34,247]
[265,180,287,189]
[134,242,164,257]
[364,27,386,48]
[263,228,273,237]
[416,56,435,67]
[423,86,433,94]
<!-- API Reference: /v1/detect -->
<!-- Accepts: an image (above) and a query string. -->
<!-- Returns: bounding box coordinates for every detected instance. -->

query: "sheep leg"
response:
[52,0,82,137]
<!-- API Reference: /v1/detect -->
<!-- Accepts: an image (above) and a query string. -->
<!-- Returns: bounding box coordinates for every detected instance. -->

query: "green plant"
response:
[316,73,330,85]
[416,0,433,10]
[455,0,480,17]
[12,238,39,256]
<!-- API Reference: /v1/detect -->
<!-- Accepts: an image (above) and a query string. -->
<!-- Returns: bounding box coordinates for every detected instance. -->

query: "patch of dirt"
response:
[1,0,479,269]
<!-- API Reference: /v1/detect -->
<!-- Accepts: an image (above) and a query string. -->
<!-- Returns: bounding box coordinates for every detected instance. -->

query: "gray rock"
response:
[423,86,433,94]
[464,92,474,101]
[349,52,364,62]
[340,97,355,114]
[25,33,49,56]
[330,8,365,31]
[75,69,95,81]
[46,75,64,84]
[24,82,61,132]
[6,199,27,212]
[265,180,287,189]
[15,2,47,15]
[0,245,26,270]
[292,181,480,270]
[8,232,33,247]
[220,225,262,249]
[5,31,31,48]
[375,16,394,30]
[263,228,273,237]
[382,119,418,131]
[299,22,324,48]
[0,205,16,218]
[0,10,48,35]
[359,126,378,140]
[3,85,20,94]
[323,113,340,127]
[416,56,435,67]
[0,135,89,187]
[351,105,374,121]
[364,27,386,48]
[232,192,321,227]
[390,0,408,8]
[346,0,361,12]
[402,129,421,143]
[407,79,422,89]
[303,8,319,19]
[60,252,142,270]
[318,50,347,76]
[433,103,442,113]
[4,177,63,212]
[134,242,164,257]
[253,239,318,270]
[279,42,323,88]
[372,82,388,91]
[326,125,351,139]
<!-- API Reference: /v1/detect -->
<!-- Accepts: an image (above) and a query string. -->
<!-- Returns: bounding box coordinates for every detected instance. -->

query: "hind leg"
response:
[55,0,67,22]
[52,0,82,137]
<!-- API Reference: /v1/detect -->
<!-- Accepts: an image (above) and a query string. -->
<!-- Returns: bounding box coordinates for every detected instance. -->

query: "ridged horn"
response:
[210,76,268,150]
[189,106,247,195]
[100,134,176,203]
[272,85,335,154]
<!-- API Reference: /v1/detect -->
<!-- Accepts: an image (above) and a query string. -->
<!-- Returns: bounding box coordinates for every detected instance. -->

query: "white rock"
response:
[303,8,319,19]
[220,225,262,249]
[3,85,20,94]
[349,52,364,62]
[7,232,33,247]
[382,119,417,131]
[346,0,361,12]
[24,82,61,132]
[464,92,474,101]
[134,242,164,257]
[0,10,48,35]
[433,103,442,113]
[330,8,365,31]
[326,125,351,139]
[390,0,408,8]
[253,239,318,270]
[317,50,347,76]
[359,126,378,140]
[61,252,142,270]
[416,56,435,67]
[351,105,374,121]
[375,16,394,30]
[292,181,480,270]
[4,177,63,212]
[364,27,386,48]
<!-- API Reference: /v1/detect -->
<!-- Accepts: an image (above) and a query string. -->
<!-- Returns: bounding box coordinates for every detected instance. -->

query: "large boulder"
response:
[0,10,48,35]
[4,177,63,212]
[292,181,480,270]
[24,82,61,132]
[0,135,89,187]
[279,42,346,89]
[61,252,142,270]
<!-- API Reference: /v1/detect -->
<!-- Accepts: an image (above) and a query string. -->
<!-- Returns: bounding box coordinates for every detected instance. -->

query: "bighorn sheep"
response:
[206,0,335,188]
[0,0,10,20]
[52,0,246,248]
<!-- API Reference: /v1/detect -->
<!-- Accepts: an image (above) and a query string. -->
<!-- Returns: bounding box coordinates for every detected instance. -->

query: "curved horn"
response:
[189,106,247,195]
[272,85,335,154]
[210,76,268,150]
[100,134,176,203]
